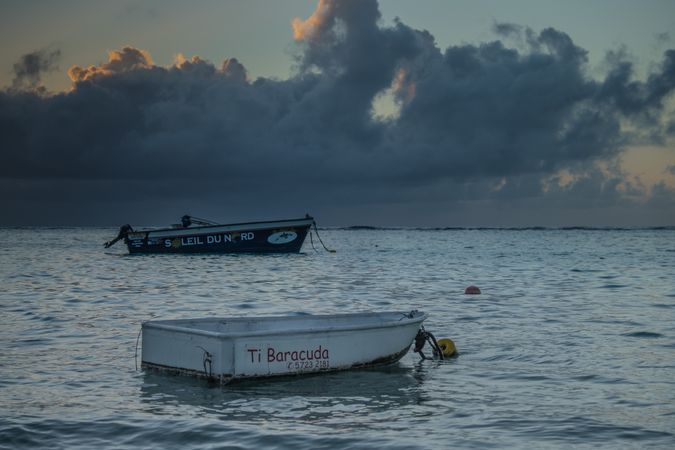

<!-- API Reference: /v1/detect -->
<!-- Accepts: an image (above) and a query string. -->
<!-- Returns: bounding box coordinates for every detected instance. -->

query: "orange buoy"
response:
[464,285,481,295]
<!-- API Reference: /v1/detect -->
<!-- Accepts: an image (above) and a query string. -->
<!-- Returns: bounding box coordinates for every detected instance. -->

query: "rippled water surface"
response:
[1,227,674,449]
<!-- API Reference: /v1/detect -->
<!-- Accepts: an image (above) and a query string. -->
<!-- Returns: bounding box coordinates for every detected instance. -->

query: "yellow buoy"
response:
[437,338,456,357]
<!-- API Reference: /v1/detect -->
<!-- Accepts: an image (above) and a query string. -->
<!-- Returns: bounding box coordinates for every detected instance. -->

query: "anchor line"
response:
[309,226,318,252]
[197,346,213,378]
[312,221,336,253]
[104,224,133,248]
[413,325,444,361]
[134,327,142,371]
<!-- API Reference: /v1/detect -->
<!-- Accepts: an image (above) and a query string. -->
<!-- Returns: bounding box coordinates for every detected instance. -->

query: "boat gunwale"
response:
[142,311,427,340]
[131,216,314,236]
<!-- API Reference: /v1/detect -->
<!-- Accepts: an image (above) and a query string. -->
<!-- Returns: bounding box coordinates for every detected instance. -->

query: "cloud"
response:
[67,46,153,82]
[655,32,671,46]
[1,0,674,226]
[11,48,61,90]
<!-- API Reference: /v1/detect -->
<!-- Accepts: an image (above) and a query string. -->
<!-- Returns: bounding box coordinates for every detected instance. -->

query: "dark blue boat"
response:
[105,215,315,254]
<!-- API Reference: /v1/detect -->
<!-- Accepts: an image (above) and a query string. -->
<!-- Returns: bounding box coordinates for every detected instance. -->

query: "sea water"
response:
[1,227,674,449]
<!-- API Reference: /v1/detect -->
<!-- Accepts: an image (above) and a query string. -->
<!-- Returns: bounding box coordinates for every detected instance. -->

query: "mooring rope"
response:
[309,226,318,252]
[197,346,213,378]
[312,221,336,253]
[413,325,444,361]
[134,327,142,371]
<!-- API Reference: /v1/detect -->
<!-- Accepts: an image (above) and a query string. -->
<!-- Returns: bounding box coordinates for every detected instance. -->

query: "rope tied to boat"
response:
[104,224,133,248]
[134,327,142,370]
[309,226,317,252]
[197,346,213,378]
[413,325,445,360]
[312,221,336,253]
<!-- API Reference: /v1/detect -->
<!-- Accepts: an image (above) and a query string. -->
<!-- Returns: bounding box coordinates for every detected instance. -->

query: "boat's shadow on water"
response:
[138,362,439,419]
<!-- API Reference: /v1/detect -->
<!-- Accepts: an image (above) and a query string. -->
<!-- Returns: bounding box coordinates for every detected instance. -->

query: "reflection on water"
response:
[139,364,426,421]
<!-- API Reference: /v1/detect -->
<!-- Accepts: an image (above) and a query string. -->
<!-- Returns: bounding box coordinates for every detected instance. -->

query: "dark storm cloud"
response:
[1,0,674,225]
[11,48,61,90]
[597,48,675,124]
[388,26,604,181]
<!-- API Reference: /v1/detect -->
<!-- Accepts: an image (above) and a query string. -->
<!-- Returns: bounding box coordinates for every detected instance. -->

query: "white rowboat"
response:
[141,311,427,383]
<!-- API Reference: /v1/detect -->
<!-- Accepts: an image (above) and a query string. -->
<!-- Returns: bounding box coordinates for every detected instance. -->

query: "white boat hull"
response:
[141,311,427,383]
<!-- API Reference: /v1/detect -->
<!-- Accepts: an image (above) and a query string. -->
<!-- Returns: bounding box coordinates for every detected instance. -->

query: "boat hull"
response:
[124,217,312,254]
[141,311,427,383]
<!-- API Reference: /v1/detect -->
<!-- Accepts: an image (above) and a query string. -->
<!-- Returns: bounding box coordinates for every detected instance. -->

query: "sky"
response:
[1,0,675,227]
